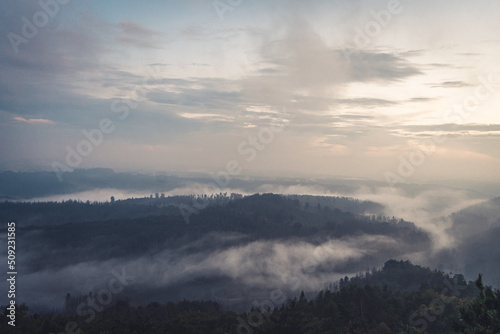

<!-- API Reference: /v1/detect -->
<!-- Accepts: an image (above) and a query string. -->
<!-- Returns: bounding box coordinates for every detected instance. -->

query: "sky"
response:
[1,0,500,185]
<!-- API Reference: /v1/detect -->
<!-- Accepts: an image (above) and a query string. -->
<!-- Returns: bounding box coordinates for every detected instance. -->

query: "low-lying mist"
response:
[0,170,499,313]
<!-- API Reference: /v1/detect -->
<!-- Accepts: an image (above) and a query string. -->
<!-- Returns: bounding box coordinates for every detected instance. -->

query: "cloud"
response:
[0,2,111,125]
[347,51,422,82]
[0,0,498,182]
[13,116,54,125]
[431,81,474,88]
[336,98,398,107]
[398,124,500,138]
[246,19,421,100]
[116,21,165,49]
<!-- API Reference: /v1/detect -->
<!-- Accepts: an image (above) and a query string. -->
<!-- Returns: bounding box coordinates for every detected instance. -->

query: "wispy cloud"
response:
[0,0,498,180]
[431,81,474,88]
[116,21,165,49]
[13,117,54,125]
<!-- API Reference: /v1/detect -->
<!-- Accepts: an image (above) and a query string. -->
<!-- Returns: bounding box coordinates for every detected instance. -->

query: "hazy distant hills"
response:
[0,168,184,200]
[441,198,500,288]
[4,168,483,201]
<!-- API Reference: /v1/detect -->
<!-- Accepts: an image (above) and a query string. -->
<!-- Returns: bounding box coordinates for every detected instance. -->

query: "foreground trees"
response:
[2,261,498,334]
[454,274,500,333]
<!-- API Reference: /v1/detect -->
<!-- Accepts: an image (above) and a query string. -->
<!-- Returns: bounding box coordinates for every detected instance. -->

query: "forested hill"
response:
[2,260,498,334]
[0,192,383,227]
[0,193,435,317]
[186,193,424,241]
[0,193,424,246]
[4,194,430,274]
[336,259,478,295]
[1,190,498,333]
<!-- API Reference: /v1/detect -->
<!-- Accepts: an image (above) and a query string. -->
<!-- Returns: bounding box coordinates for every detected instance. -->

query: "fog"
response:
[1,174,498,312]
[29,188,151,203]
[4,232,424,311]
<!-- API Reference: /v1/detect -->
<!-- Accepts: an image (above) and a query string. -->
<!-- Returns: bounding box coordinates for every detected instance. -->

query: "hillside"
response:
[2,260,498,334]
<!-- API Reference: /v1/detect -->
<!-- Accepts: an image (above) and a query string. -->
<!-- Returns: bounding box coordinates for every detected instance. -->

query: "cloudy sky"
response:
[1,0,500,184]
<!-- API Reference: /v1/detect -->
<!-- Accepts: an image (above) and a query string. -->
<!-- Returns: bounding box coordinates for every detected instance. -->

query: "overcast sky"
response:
[1,0,500,184]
